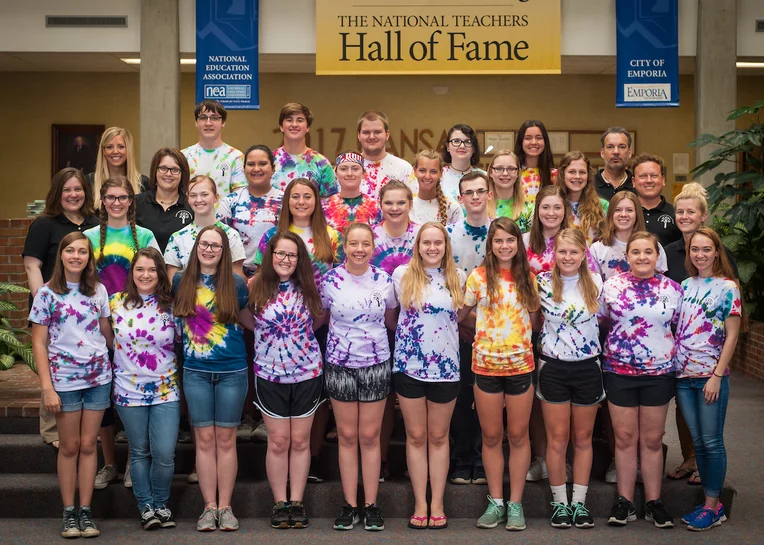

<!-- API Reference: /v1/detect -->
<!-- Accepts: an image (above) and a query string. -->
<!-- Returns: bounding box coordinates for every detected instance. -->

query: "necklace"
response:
[449,164,471,174]
[603,170,628,187]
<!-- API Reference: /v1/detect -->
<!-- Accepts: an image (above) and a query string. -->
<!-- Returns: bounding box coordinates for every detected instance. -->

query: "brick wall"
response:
[732,320,764,383]
[0,218,33,331]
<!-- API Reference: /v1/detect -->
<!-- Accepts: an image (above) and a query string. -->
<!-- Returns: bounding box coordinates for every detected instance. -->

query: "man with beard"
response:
[595,127,635,201]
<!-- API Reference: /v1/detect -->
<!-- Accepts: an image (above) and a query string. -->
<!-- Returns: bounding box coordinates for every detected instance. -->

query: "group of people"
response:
[23,100,743,538]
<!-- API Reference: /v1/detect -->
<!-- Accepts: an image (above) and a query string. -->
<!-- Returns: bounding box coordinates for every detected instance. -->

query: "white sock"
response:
[550,484,568,504]
[572,484,588,505]
[492,497,504,507]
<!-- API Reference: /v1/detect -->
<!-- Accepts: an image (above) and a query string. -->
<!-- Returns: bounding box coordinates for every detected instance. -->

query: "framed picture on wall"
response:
[51,124,104,177]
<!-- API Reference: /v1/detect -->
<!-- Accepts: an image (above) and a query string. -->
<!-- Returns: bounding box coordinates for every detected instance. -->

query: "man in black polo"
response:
[632,153,682,247]
[595,127,635,201]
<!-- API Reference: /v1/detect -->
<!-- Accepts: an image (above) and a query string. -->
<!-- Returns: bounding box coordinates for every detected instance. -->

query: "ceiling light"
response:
[736,62,764,68]
[120,58,196,65]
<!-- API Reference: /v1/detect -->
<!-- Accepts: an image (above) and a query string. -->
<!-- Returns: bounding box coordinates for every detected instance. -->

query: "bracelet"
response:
[712,372,724,378]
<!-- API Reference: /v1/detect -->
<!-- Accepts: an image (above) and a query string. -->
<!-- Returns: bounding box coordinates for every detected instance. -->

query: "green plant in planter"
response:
[690,100,764,320]
[0,282,35,372]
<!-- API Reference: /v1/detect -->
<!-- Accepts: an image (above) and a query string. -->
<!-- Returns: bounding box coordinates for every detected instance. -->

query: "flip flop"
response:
[667,466,693,480]
[408,515,428,529]
[688,470,702,485]
[428,515,448,529]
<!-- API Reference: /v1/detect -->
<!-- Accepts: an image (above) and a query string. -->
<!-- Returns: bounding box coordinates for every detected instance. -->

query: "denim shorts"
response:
[183,368,248,428]
[58,382,112,413]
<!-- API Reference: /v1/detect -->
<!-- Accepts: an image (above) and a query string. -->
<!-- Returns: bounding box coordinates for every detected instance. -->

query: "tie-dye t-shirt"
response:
[392,265,465,382]
[110,293,179,406]
[320,265,398,368]
[253,280,322,384]
[28,282,111,392]
[590,237,668,280]
[182,143,246,197]
[537,271,603,361]
[569,198,609,244]
[448,219,491,277]
[495,199,534,233]
[322,194,383,234]
[164,221,246,272]
[674,276,742,379]
[601,273,682,376]
[520,167,558,203]
[218,187,283,273]
[255,224,344,283]
[440,166,486,204]
[84,225,160,295]
[464,267,535,377]
[361,153,414,200]
[410,195,464,226]
[370,222,421,275]
[271,147,338,198]
[172,273,249,373]
[522,232,598,277]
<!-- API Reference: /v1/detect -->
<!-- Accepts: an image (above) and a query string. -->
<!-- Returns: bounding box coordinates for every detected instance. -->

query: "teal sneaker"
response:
[505,502,526,531]
[476,496,506,529]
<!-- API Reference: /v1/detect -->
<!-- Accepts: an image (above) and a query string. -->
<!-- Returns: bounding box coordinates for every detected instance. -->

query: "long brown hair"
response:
[483,217,539,311]
[248,231,323,317]
[600,191,646,246]
[514,120,555,188]
[279,178,335,264]
[528,185,571,255]
[122,248,173,312]
[173,225,239,324]
[551,228,600,313]
[414,149,449,226]
[97,176,139,264]
[149,148,190,197]
[43,168,95,218]
[48,232,99,297]
[486,150,524,219]
[557,151,606,241]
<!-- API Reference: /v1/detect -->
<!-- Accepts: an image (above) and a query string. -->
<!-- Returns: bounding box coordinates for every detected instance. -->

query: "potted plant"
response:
[0,281,35,372]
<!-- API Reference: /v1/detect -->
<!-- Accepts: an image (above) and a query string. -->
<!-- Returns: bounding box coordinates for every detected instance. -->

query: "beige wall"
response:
[1,72,761,218]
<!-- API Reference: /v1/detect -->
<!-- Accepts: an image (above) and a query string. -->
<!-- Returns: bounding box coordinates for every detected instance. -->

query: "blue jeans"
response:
[183,368,248,428]
[116,402,180,510]
[675,376,729,498]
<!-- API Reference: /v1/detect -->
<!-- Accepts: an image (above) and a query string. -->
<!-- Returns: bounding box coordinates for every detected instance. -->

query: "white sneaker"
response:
[526,456,548,482]
[94,464,118,489]
[188,468,199,484]
[565,461,573,483]
[252,420,268,442]
[237,414,255,440]
[124,461,132,488]
[605,460,617,484]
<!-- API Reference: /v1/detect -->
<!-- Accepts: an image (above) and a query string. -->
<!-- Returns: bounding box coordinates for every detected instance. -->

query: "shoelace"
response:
[78,509,96,529]
[63,510,78,530]
[572,503,591,518]
[141,506,155,521]
[365,505,381,518]
[507,503,523,517]
[484,496,504,516]
[550,502,570,518]
[340,504,357,518]
[155,507,172,519]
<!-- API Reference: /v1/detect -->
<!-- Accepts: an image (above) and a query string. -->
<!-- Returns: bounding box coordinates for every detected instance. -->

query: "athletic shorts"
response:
[325,360,391,403]
[603,372,675,408]
[254,375,325,419]
[536,355,605,407]
[474,372,533,396]
[393,373,460,404]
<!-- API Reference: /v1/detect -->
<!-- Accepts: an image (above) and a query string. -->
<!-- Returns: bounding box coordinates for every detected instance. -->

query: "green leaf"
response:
[0,329,22,348]
[0,283,30,294]
[721,233,744,251]
[0,354,15,371]
[0,301,18,313]
[727,101,764,120]
[737,261,757,284]
[12,345,35,373]
[688,133,721,148]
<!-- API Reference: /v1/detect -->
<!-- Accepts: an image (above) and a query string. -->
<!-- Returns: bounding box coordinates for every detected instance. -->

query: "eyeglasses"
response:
[198,114,222,122]
[157,166,182,175]
[636,173,662,181]
[198,241,223,251]
[462,188,489,198]
[103,195,132,204]
[491,166,519,174]
[273,250,298,262]
[449,139,473,148]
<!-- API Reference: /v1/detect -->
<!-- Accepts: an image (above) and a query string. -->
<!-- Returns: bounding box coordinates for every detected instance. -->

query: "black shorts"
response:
[254,375,325,419]
[474,372,533,396]
[536,355,605,407]
[325,360,391,403]
[603,372,675,408]
[393,373,460,404]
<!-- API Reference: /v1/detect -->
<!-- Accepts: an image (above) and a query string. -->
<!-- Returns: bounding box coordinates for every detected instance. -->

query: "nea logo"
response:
[205,86,226,98]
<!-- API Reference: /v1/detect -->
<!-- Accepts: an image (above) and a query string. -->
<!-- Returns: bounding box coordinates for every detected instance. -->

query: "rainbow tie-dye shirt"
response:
[448,219,491,277]
[84,225,159,296]
[601,273,682,376]
[494,199,534,233]
[674,276,742,379]
[321,194,383,234]
[590,238,668,281]
[182,143,246,197]
[253,280,322,384]
[520,166,558,203]
[270,147,338,198]
[110,293,179,406]
[370,222,420,275]
[28,282,111,392]
[569,199,609,244]
[361,154,414,200]
[522,232,598,277]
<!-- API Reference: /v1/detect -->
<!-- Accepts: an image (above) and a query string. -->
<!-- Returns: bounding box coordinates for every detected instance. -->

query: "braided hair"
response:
[413,149,448,226]
[97,175,139,264]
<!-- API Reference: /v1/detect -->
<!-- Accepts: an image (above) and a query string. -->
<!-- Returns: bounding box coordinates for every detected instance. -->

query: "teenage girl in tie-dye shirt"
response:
[556,151,608,245]
[370,181,420,275]
[514,120,558,204]
[321,152,382,235]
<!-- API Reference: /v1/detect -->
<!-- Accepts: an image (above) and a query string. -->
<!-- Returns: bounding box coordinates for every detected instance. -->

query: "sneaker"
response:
[218,507,239,531]
[379,461,389,483]
[333,503,359,530]
[61,507,81,538]
[124,461,132,488]
[681,504,704,525]
[472,466,487,485]
[236,415,255,440]
[252,420,268,442]
[140,504,161,530]
[78,506,100,538]
[572,502,594,528]
[605,459,617,484]
[116,430,128,443]
[645,499,674,528]
[289,501,309,528]
[550,502,572,529]
[364,504,385,531]
[688,505,725,532]
[608,496,637,526]
[476,496,506,528]
[307,457,324,483]
[271,501,291,529]
[505,502,526,531]
[197,507,218,531]
[155,505,176,528]
[449,465,473,485]
[565,461,573,483]
[93,464,118,489]
[526,456,547,482]
[188,468,199,484]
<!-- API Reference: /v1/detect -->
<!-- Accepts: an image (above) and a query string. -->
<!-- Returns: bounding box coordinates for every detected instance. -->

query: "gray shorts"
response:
[324,359,391,403]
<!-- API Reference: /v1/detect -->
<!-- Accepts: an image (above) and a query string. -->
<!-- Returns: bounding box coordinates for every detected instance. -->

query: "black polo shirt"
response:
[22,214,100,282]
[664,239,739,284]
[135,190,194,253]
[594,169,635,202]
[642,196,682,248]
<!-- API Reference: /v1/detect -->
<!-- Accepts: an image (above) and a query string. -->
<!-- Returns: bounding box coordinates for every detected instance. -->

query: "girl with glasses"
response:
[487,150,533,232]
[439,124,485,203]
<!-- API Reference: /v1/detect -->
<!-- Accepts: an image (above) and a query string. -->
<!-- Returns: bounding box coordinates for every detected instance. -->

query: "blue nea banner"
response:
[616,0,679,108]
[196,0,259,110]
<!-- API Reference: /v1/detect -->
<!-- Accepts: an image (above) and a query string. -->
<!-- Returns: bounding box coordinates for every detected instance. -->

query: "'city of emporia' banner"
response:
[616,0,679,107]
[316,0,561,75]
[196,0,259,110]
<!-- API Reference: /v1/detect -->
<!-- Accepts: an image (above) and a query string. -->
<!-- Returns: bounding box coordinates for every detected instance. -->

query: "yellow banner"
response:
[316,0,561,75]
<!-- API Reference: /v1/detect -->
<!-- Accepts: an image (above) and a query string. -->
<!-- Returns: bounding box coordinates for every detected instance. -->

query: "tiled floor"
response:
[0,364,40,417]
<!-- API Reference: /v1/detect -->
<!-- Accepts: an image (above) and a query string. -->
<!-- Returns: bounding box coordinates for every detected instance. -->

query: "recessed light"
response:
[736,62,764,68]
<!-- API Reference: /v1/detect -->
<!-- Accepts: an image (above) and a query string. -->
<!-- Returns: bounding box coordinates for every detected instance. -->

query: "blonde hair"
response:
[413,150,449,226]
[487,150,525,219]
[600,191,646,246]
[673,182,708,216]
[399,222,464,310]
[188,175,218,195]
[552,229,600,313]
[93,127,142,205]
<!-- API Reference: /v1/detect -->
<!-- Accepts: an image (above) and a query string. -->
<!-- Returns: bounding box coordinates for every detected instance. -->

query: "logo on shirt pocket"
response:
[176,210,193,225]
